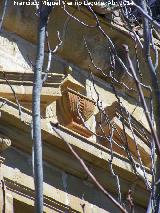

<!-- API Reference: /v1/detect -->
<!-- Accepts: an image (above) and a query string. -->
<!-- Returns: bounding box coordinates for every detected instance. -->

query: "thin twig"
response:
[2,71,22,120]
[123,44,160,156]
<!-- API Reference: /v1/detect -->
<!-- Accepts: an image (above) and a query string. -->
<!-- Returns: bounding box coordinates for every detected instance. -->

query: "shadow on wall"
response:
[2,147,146,213]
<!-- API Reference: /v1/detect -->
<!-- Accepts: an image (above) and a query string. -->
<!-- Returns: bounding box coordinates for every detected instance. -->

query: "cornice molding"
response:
[0,97,151,207]
[0,97,151,177]
[4,177,79,213]
[0,68,65,116]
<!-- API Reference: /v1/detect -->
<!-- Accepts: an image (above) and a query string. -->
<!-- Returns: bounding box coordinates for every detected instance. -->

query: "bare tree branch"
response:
[32,3,53,212]
[52,123,128,213]
[0,0,8,31]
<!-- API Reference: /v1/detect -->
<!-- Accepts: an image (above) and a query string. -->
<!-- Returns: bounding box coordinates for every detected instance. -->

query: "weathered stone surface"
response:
[96,101,151,167]
[1,3,159,85]
[0,32,66,116]
[1,148,147,212]
[57,74,95,137]
[0,2,156,212]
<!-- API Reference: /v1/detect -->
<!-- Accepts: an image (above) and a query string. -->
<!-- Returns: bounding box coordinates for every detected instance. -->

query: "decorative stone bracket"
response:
[96,102,151,167]
[57,74,95,138]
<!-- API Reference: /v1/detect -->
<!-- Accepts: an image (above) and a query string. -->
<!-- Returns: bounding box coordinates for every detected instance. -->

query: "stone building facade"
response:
[0,2,158,212]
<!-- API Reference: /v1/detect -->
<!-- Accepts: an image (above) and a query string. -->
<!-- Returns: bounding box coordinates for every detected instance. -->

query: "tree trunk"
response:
[32,4,52,213]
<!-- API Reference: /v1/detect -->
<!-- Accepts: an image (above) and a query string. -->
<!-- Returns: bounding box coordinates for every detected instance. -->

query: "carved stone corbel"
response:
[96,102,151,167]
[57,74,95,138]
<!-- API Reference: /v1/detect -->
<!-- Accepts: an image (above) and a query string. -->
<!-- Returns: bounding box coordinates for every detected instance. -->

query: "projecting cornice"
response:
[0,31,66,116]
[3,175,79,213]
[0,68,63,115]
[0,98,151,197]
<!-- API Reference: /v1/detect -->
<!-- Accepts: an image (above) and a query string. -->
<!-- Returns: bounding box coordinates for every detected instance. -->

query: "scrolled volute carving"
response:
[0,133,11,151]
